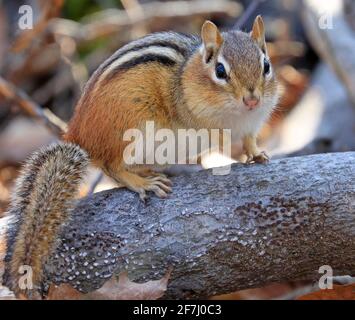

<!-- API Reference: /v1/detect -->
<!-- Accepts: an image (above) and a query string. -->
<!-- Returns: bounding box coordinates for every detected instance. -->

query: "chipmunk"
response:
[5,16,280,297]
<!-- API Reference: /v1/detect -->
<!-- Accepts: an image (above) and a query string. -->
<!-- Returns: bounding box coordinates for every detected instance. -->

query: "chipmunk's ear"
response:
[201,21,224,64]
[251,15,266,53]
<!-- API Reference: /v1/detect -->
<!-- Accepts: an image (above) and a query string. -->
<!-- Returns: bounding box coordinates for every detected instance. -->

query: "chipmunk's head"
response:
[182,16,279,127]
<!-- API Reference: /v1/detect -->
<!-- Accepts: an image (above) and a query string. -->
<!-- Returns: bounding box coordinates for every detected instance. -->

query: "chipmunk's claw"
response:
[246,151,269,164]
[139,190,149,203]
[137,174,173,202]
[253,151,269,164]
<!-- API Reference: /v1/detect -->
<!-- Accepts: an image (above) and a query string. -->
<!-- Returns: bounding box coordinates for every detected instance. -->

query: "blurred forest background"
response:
[0,0,354,299]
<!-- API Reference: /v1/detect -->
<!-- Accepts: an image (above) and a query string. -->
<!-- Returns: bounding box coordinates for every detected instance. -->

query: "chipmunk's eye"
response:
[215,63,227,80]
[263,57,271,76]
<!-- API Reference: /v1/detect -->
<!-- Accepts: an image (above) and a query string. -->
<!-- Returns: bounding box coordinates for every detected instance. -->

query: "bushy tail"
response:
[5,142,89,297]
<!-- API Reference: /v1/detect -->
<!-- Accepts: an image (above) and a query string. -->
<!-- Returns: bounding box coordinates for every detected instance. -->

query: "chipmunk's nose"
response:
[243,95,260,109]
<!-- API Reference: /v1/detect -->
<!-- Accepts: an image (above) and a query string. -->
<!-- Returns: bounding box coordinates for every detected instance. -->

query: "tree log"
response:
[37,152,355,299]
[2,152,355,299]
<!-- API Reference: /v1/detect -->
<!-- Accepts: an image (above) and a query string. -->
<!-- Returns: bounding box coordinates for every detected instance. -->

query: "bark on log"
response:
[2,153,355,299]
[36,152,355,299]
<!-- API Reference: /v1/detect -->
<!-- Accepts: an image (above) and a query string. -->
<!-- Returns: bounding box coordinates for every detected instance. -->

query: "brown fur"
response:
[64,61,182,200]
[65,64,179,165]
[6,143,88,297]
[64,16,279,198]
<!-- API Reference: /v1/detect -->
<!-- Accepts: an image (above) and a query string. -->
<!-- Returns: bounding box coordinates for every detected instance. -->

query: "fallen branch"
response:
[50,0,241,46]
[0,76,66,136]
[234,0,264,29]
[1,152,348,299]
[302,0,355,107]
[5,1,65,85]
[11,0,64,53]
[268,63,355,157]
[121,0,148,38]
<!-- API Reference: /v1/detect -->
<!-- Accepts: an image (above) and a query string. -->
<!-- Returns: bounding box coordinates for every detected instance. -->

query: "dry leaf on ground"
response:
[47,283,84,300]
[297,284,355,300]
[47,267,172,300]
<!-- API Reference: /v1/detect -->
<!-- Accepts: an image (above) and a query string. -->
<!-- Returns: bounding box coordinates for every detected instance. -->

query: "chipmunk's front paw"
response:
[137,174,173,202]
[246,151,269,164]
